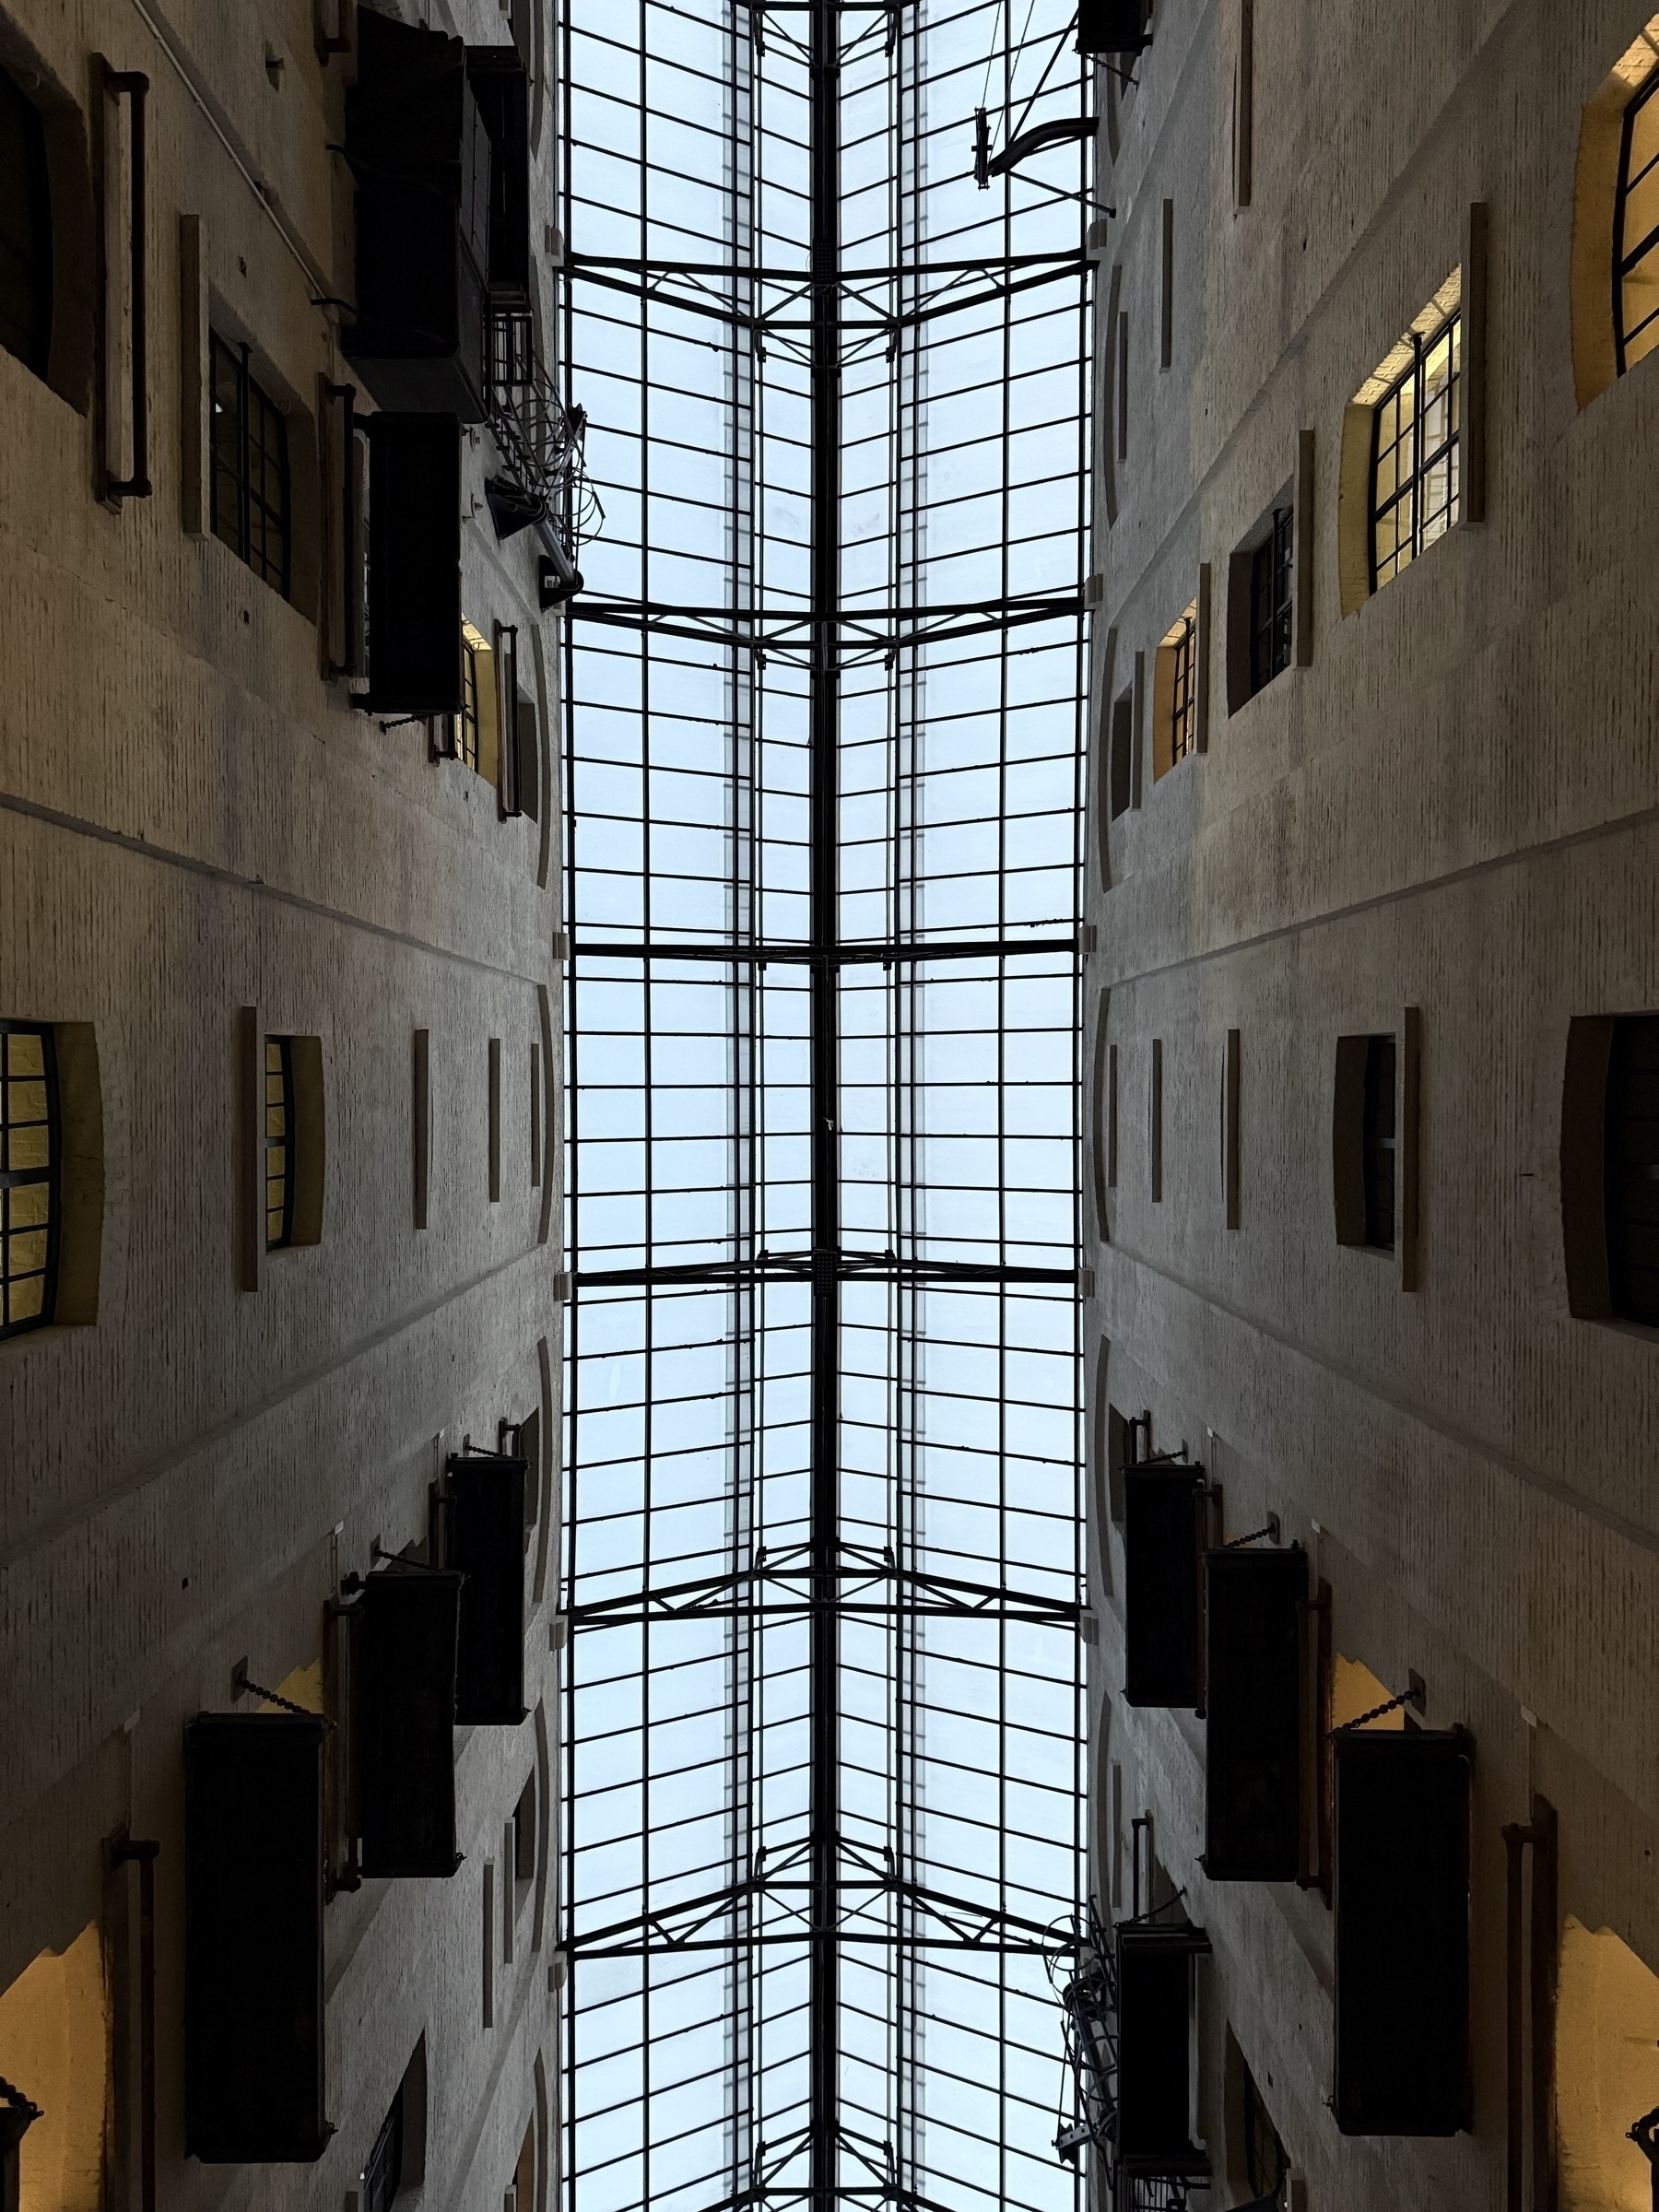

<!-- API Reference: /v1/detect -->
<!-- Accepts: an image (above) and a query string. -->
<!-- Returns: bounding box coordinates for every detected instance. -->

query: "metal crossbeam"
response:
[568,1546,1081,1629]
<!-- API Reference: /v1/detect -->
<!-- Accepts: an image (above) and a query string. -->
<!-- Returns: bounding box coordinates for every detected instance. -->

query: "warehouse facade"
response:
[1087,2,1659,2206]
[0,1,572,2206]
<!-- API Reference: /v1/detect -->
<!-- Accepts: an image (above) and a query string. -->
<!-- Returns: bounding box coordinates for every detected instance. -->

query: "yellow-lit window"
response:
[1,1022,58,1338]
[1557,1917,1659,2210]
[0,1922,110,2212]
[265,1036,294,1251]
[1152,600,1199,781]
[1343,269,1463,603]
[1618,65,1659,374]
[1168,602,1198,765]
[1370,300,1461,591]
[448,620,500,782]
[454,634,481,771]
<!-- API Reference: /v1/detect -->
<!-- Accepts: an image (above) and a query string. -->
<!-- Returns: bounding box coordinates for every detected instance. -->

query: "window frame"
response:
[0,1018,61,1339]
[1605,1013,1659,1327]
[1247,503,1294,695]
[265,1035,296,1253]
[1169,602,1198,766]
[1368,305,1462,593]
[361,2083,405,2212]
[209,331,292,599]
[1615,67,1659,376]
[1360,1032,1397,1253]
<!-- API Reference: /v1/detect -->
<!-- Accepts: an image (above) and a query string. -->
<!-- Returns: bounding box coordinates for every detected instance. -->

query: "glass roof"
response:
[558,4,1091,2208]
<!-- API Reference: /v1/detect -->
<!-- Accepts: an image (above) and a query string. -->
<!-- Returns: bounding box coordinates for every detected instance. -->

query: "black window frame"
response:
[265,1035,296,1253]
[1606,1013,1659,1326]
[210,331,293,600]
[0,61,53,381]
[1169,602,1198,767]
[1241,2056,1288,2202]
[1615,68,1659,377]
[0,1018,60,1339]
[1360,1032,1397,1253]
[1368,306,1462,593]
[362,2083,405,2212]
[439,631,483,770]
[1247,503,1294,696]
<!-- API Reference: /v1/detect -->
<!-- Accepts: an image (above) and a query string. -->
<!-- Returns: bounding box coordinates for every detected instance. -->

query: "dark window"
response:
[1371,308,1461,590]
[362,2084,404,2212]
[0,64,52,380]
[210,334,291,598]
[1606,1014,1659,1325]
[265,1036,295,1252]
[513,1771,535,1883]
[1109,689,1133,818]
[1616,69,1659,377]
[0,1021,59,1337]
[1361,1034,1396,1252]
[1168,604,1197,766]
[1241,2054,1287,2200]
[1248,505,1293,694]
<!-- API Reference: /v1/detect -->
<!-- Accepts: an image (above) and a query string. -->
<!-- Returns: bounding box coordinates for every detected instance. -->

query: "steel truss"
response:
[559,2,1092,2210]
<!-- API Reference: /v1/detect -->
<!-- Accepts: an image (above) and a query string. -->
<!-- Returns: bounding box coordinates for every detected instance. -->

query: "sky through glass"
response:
[559,4,1091,2207]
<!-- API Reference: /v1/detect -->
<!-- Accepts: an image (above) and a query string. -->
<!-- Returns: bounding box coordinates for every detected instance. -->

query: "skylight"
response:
[559,5,1092,2208]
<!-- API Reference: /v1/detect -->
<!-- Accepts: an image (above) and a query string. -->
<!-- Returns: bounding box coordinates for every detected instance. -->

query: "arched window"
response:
[1616,69,1659,374]
[1,1021,59,1337]
[1572,18,1659,406]
[0,62,51,381]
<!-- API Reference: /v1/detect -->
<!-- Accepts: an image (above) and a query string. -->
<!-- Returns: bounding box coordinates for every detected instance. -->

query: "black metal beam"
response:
[807,3,841,2204]
[568,935,1077,966]
[572,1254,1077,1290]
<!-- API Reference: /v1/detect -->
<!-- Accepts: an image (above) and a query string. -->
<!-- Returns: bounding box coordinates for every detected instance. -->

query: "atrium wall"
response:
[0,2,562,2207]
[1087,2,1659,2206]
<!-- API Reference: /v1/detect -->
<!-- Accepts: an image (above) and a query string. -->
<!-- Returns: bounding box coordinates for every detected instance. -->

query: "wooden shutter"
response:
[1124,1463,1206,1708]
[1115,1924,1212,2178]
[1203,1544,1305,1881]
[1333,1726,1472,2136]
[364,413,463,716]
[356,1568,463,1879]
[184,1713,328,2162]
[446,1453,528,1724]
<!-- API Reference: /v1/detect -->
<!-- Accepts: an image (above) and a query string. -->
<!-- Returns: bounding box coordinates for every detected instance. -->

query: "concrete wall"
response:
[0,0,567,2206]
[1086,2,1659,2206]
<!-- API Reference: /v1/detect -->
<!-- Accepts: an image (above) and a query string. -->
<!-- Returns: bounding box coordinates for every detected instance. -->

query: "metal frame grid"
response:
[1617,66,1659,376]
[0,1019,59,1338]
[1368,308,1460,592]
[1247,505,1292,696]
[558,6,1093,2212]
[209,332,291,599]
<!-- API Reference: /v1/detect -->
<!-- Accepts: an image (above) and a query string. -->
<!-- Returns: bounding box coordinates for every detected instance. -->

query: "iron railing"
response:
[483,309,598,593]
